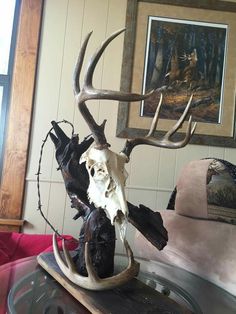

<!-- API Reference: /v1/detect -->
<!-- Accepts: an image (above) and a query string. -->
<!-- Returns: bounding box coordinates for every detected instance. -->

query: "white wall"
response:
[23,0,236,253]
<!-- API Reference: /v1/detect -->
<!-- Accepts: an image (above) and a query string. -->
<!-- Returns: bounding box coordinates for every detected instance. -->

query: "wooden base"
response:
[37,252,193,314]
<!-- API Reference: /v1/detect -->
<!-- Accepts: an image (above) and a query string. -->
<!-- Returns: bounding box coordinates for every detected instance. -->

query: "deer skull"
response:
[80,146,129,240]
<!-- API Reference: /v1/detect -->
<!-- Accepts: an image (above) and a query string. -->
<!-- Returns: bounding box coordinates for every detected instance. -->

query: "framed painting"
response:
[116,0,236,147]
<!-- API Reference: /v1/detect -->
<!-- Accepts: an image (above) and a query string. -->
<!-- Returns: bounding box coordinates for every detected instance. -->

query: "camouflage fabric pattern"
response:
[207,159,236,225]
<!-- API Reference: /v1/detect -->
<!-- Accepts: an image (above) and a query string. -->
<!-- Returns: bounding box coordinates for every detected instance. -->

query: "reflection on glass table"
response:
[115,255,236,314]
[1,254,236,314]
[8,269,88,314]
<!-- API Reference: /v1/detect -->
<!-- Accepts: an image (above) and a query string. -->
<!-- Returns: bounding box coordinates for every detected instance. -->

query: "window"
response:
[0,0,20,177]
[0,0,43,231]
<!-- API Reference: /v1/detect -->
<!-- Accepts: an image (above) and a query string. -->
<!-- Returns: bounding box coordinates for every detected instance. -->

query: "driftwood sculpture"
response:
[50,29,196,291]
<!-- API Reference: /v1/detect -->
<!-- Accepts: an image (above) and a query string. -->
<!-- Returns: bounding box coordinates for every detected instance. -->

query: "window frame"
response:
[0,0,21,173]
[0,0,44,231]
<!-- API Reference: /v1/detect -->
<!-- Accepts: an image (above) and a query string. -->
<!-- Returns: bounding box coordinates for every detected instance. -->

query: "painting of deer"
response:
[142,16,227,125]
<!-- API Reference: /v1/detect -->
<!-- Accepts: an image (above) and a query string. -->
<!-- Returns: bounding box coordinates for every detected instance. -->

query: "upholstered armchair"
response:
[135,158,236,296]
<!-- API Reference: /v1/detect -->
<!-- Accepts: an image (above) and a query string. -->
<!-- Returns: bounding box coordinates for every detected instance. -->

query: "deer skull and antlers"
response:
[53,29,196,291]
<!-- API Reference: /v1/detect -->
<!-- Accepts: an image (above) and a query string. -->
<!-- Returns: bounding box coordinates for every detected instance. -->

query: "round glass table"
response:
[0,255,235,314]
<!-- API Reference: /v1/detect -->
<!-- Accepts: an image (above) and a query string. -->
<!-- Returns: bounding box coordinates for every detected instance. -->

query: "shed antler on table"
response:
[42,29,196,292]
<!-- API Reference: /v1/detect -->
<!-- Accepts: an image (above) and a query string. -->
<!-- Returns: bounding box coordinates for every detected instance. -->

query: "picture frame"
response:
[116,0,236,147]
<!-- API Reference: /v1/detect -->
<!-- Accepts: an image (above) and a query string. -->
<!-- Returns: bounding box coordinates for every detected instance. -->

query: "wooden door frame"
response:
[0,0,44,231]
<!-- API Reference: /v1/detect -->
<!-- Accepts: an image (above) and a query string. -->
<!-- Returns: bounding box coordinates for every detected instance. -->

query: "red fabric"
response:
[0,232,78,266]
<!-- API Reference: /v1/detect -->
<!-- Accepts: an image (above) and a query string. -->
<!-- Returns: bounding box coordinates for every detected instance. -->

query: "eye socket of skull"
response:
[88,161,109,180]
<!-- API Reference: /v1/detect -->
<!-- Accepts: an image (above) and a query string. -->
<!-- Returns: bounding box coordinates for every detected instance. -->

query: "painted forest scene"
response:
[141,17,227,124]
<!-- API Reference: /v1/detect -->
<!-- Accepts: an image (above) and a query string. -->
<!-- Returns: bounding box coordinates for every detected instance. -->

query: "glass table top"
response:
[2,254,236,314]
[121,255,236,314]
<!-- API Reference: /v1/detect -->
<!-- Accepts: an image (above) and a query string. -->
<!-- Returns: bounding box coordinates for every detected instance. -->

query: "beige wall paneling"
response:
[158,148,176,191]
[97,0,127,153]
[24,0,70,232]
[23,181,51,234]
[224,147,236,163]
[50,0,86,182]
[45,182,67,234]
[73,0,109,140]
[27,0,69,182]
[129,146,160,188]
[127,188,157,210]
[156,191,172,210]
[62,195,83,238]
[208,146,225,159]
[55,0,85,123]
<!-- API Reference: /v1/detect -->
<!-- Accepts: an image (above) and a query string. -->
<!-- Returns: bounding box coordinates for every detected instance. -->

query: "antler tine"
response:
[78,28,154,104]
[121,95,197,159]
[123,239,135,266]
[146,93,163,137]
[73,32,93,94]
[84,242,100,281]
[62,239,77,272]
[164,94,194,139]
[53,233,76,275]
[53,233,140,291]
[74,29,155,148]
[83,28,125,90]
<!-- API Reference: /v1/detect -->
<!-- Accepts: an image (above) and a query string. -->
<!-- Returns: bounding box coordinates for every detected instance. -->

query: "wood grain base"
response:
[37,252,192,314]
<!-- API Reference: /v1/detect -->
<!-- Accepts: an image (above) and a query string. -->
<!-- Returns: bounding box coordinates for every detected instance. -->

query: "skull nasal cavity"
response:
[105,178,115,197]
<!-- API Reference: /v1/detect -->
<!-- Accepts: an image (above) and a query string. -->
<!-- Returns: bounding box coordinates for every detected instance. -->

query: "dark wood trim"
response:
[140,0,236,12]
[0,218,25,226]
[0,0,44,231]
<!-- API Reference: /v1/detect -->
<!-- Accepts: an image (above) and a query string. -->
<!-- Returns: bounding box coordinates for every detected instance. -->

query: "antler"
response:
[53,233,139,291]
[74,28,196,154]
[121,94,197,159]
[73,28,154,149]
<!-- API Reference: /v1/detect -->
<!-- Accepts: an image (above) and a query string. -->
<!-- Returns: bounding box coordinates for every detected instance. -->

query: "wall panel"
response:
[208,146,225,160]
[27,0,69,181]
[62,196,83,237]
[158,148,176,190]
[224,147,236,163]
[129,146,159,188]
[23,181,50,234]
[45,183,67,234]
